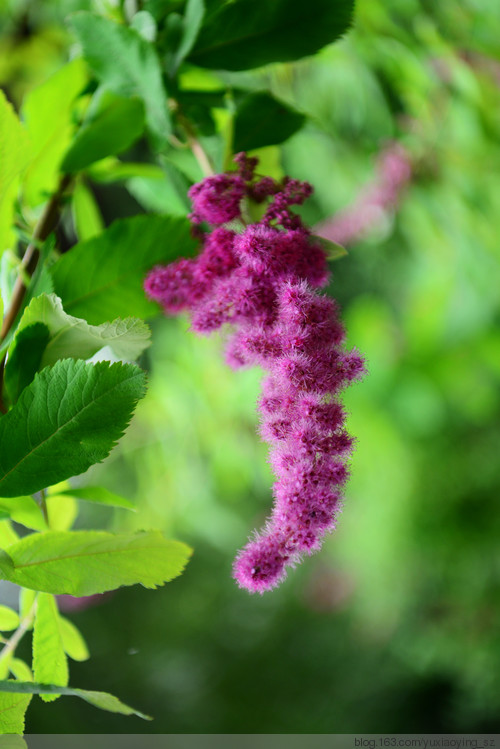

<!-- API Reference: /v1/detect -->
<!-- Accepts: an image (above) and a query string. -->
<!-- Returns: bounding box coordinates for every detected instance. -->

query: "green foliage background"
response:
[1,0,500,734]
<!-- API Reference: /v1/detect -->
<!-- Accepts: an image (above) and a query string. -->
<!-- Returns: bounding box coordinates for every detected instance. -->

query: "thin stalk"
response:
[0,597,37,668]
[0,174,72,343]
[177,113,216,177]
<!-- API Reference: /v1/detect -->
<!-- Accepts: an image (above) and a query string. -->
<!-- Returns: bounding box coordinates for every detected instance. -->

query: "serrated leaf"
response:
[0,530,191,595]
[59,617,89,662]
[0,496,47,532]
[21,59,87,207]
[4,323,50,404]
[13,293,151,367]
[0,680,150,720]
[0,690,31,735]
[189,0,354,71]
[70,12,171,148]
[233,92,305,153]
[51,215,198,324]
[61,92,145,174]
[56,486,135,510]
[33,594,68,702]
[0,91,30,256]
[71,180,105,242]
[0,359,146,498]
[0,605,19,632]
[314,235,348,261]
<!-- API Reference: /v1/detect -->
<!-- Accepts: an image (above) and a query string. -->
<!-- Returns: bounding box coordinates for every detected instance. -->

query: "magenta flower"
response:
[145,153,365,593]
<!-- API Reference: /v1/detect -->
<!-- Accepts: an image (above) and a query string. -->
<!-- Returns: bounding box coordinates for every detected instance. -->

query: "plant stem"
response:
[0,174,72,343]
[177,113,216,177]
[0,598,37,668]
[37,489,49,527]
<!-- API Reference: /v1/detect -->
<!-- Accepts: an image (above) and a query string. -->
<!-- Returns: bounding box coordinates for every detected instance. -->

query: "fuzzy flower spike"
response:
[145,154,365,593]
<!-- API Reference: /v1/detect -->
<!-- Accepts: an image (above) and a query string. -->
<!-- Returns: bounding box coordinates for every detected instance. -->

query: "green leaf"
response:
[71,180,105,241]
[70,12,171,148]
[0,91,30,256]
[14,293,151,367]
[126,175,189,216]
[18,589,36,625]
[59,617,90,662]
[46,494,78,532]
[189,0,354,70]
[88,158,164,183]
[61,92,145,174]
[21,59,87,207]
[0,522,18,549]
[314,235,349,261]
[0,496,47,532]
[0,359,146,497]
[51,215,198,324]
[233,92,305,153]
[0,690,31,735]
[0,680,150,720]
[56,486,135,510]
[174,0,205,70]
[0,530,191,595]
[0,605,19,632]
[4,323,50,404]
[130,10,157,42]
[33,594,68,702]
[8,659,33,683]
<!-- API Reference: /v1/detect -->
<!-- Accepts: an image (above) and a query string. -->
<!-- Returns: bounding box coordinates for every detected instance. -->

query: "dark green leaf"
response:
[0,680,150,720]
[0,529,191,595]
[4,323,50,404]
[70,12,171,147]
[61,92,145,174]
[189,0,354,70]
[0,359,146,497]
[233,92,305,152]
[51,215,198,324]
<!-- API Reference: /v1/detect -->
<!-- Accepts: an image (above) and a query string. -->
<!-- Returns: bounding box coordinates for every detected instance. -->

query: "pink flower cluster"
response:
[145,154,365,593]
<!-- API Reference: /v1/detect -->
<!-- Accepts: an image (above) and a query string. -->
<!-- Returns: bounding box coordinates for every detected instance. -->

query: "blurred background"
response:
[1,0,500,734]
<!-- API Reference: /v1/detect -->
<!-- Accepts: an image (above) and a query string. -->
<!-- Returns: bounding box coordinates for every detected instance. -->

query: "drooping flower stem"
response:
[145,154,365,593]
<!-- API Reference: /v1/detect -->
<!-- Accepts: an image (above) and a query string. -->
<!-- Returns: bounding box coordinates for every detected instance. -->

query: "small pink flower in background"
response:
[315,142,412,246]
[145,154,365,593]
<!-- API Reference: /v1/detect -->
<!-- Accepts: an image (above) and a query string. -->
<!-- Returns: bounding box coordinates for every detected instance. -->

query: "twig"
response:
[177,113,216,177]
[0,174,72,343]
[0,598,37,667]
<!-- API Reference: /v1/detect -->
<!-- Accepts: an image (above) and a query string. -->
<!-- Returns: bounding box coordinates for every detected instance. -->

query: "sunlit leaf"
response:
[0,530,191,595]
[33,594,68,702]
[0,680,150,720]
[0,91,29,256]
